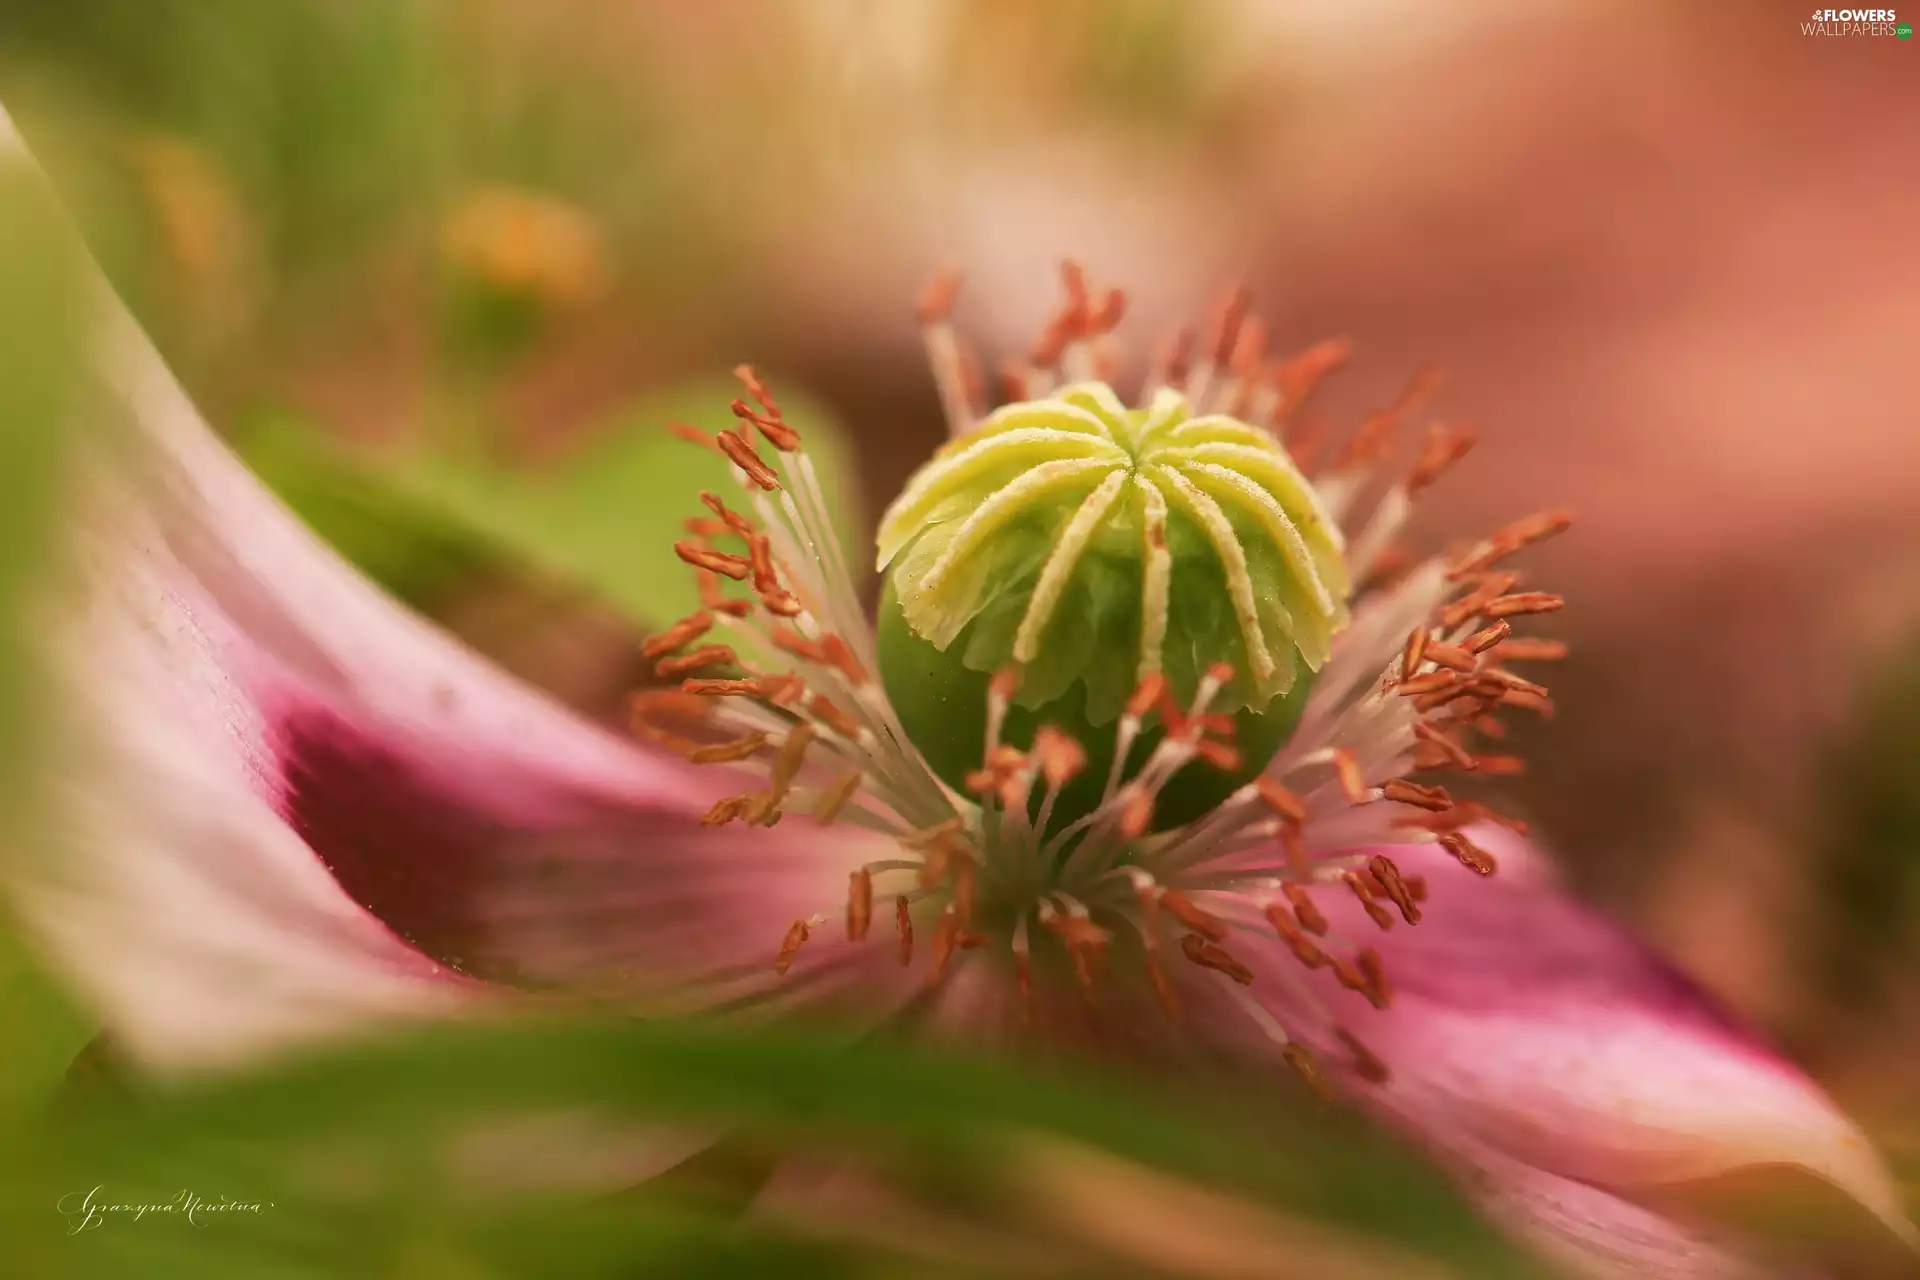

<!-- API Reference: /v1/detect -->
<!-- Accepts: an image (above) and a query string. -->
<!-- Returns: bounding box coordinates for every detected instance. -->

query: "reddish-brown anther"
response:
[1485,592,1566,619]
[1402,627,1431,678]
[847,868,873,941]
[1384,778,1453,812]
[1333,748,1368,804]
[653,644,737,678]
[1283,883,1329,935]
[1181,933,1254,986]
[674,542,750,580]
[641,611,713,659]
[774,919,812,975]
[716,430,780,489]
[1339,1029,1391,1084]
[1464,620,1512,654]
[1369,855,1423,925]
[895,896,914,967]
[1265,903,1331,969]
[1407,423,1477,494]
[1255,778,1309,824]
[1440,830,1499,876]
[1160,889,1228,942]
[1497,638,1570,662]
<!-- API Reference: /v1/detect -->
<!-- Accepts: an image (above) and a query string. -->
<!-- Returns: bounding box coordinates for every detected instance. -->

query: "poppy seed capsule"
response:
[875,381,1350,831]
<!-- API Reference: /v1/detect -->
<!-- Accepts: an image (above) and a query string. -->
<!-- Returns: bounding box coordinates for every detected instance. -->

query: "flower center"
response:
[634,264,1572,1090]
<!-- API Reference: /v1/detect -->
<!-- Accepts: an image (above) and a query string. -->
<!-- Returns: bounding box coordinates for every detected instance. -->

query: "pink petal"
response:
[6,111,905,1070]
[1466,1141,1777,1280]
[1307,828,1916,1263]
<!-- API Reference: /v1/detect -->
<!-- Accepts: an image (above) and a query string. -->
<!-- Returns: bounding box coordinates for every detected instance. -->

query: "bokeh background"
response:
[2,0,1917,1273]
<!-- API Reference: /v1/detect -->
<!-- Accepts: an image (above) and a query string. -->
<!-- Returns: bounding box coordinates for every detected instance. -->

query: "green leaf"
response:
[20,1016,1548,1278]
[403,381,863,628]
[0,150,98,1124]
[242,380,864,630]
[238,412,497,611]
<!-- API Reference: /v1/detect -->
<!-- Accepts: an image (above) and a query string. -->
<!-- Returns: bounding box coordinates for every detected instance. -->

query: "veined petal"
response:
[1307,830,1916,1266]
[6,111,907,1070]
[1466,1142,1776,1280]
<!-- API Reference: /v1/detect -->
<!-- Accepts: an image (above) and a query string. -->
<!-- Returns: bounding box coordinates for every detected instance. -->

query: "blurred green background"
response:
[2,0,1918,1274]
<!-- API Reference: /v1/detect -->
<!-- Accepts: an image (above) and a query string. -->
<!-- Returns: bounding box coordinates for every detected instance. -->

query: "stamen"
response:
[900,818,965,851]
[1264,903,1331,969]
[1180,933,1253,986]
[1332,748,1368,804]
[1282,884,1328,935]
[986,666,1021,758]
[1356,948,1393,1008]
[1400,626,1430,680]
[1382,779,1452,811]
[928,906,960,987]
[667,421,719,452]
[768,722,815,799]
[674,541,751,580]
[1338,364,1443,467]
[1146,948,1182,1022]
[1422,642,1476,673]
[1192,739,1242,772]
[682,675,793,699]
[1412,678,1495,714]
[654,644,738,678]
[1481,668,1550,699]
[1498,688,1555,717]
[847,868,873,940]
[1439,830,1499,876]
[696,570,753,617]
[744,533,779,593]
[699,490,757,536]
[1122,672,1165,721]
[1412,722,1475,771]
[1484,591,1566,619]
[702,794,753,827]
[1117,786,1156,841]
[1345,873,1396,931]
[895,895,914,966]
[1496,637,1569,662]
[1283,1043,1332,1098]
[1254,778,1309,824]
[715,429,781,491]
[808,693,863,739]
[730,370,801,451]
[1406,423,1476,495]
[1367,855,1422,925]
[1032,726,1088,789]
[1013,917,1033,1021]
[775,916,822,975]
[1463,620,1511,654]
[1439,571,1521,630]
[1398,672,1459,697]
[1271,337,1351,428]
[951,849,977,929]
[1338,1027,1391,1083]
[815,769,863,823]
[686,731,768,764]
[1159,888,1228,941]
[1448,509,1574,577]
[642,610,713,658]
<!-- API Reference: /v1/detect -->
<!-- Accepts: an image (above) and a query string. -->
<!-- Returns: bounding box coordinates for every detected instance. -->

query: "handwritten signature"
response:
[56,1187,274,1234]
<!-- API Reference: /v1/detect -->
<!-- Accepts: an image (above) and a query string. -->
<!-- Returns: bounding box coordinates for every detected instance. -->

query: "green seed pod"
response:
[874,381,1349,831]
